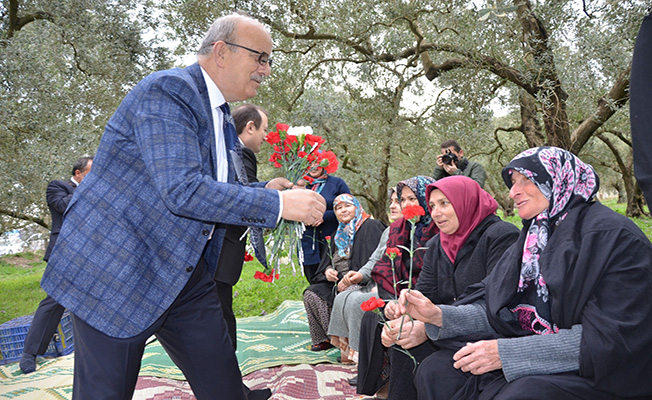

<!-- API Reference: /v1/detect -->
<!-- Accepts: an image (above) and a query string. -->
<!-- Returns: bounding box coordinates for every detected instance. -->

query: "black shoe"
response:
[19,353,36,374]
[310,341,334,351]
[348,375,358,386]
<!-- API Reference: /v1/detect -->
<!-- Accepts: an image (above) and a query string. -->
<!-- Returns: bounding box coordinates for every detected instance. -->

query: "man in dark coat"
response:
[19,156,93,374]
[432,140,486,188]
[214,103,268,348]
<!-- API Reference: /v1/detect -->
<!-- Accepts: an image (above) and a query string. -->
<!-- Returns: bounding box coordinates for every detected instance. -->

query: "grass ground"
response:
[1,198,650,325]
[0,251,310,325]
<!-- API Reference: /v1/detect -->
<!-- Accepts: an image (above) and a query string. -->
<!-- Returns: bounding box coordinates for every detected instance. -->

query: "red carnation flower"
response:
[265,130,281,145]
[304,134,325,152]
[244,251,254,262]
[319,150,339,174]
[385,247,402,260]
[325,236,332,241]
[360,296,385,312]
[276,123,289,133]
[254,270,279,282]
[283,135,298,148]
[402,205,425,223]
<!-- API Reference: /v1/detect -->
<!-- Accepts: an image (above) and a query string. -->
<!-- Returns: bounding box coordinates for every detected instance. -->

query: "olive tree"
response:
[0,0,172,234]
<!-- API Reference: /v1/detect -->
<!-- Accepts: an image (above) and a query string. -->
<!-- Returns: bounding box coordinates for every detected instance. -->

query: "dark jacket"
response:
[214,146,258,285]
[307,218,386,306]
[300,175,350,265]
[417,214,519,305]
[44,179,77,261]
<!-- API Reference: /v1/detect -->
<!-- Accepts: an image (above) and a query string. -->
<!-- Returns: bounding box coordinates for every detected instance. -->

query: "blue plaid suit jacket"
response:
[41,63,279,338]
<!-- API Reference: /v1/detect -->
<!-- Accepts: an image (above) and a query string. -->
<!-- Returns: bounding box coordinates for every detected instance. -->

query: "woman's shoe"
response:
[310,341,334,351]
[374,383,389,399]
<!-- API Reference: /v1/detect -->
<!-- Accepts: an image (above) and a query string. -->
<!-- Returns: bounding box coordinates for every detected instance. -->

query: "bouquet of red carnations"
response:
[254,123,338,282]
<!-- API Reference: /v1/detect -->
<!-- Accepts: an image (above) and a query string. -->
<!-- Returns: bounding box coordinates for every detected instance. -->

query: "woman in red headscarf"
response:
[379,176,519,400]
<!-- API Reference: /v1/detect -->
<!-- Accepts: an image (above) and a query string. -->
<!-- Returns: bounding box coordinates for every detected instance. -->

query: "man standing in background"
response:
[214,103,269,348]
[214,103,271,399]
[20,156,93,374]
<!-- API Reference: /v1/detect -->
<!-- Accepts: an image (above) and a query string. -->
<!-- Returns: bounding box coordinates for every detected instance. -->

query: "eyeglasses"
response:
[213,41,273,67]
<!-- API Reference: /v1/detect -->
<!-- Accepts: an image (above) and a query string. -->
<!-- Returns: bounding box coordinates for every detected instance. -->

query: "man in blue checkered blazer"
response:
[41,14,325,400]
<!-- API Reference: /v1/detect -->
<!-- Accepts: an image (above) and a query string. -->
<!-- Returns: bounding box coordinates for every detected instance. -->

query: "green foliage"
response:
[0,0,173,233]
[161,0,648,216]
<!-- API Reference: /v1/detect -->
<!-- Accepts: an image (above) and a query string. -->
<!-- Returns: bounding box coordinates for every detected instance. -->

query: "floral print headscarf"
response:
[396,175,436,242]
[501,147,599,335]
[333,194,370,257]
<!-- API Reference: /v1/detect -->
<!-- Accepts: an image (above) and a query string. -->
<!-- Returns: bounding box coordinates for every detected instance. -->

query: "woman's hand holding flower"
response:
[381,318,428,349]
[325,268,338,282]
[398,289,443,327]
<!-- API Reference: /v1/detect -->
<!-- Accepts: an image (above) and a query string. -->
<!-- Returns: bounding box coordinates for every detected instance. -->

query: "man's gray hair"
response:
[197,13,259,56]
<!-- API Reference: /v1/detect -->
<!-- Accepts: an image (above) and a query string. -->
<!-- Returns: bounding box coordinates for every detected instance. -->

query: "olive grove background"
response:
[1,0,649,238]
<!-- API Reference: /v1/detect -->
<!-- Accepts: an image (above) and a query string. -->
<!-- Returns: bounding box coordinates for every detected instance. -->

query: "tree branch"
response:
[570,66,630,154]
[6,0,53,39]
[0,208,48,229]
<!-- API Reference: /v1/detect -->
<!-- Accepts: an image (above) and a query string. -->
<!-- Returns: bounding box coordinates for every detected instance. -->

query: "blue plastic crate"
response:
[0,311,74,365]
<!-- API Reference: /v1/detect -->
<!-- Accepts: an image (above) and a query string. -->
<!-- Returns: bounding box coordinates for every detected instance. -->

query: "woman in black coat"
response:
[379,176,519,400]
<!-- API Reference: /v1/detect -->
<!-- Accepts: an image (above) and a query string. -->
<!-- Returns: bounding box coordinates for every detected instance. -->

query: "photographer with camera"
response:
[433,139,486,188]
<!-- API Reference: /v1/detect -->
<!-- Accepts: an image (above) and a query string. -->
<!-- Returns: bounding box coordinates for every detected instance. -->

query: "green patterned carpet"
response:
[0,300,341,399]
[140,300,339,378]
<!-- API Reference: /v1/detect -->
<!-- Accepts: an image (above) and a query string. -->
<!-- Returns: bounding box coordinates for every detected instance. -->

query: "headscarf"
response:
[396,176,435,243]
[372,176,438,298]
[425,176,498,263]
[502,146,599,335]
[306,167,328,194]
[333,194,370,257]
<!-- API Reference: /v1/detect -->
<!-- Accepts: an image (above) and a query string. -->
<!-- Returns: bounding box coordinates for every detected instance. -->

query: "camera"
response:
[441,149,459,165]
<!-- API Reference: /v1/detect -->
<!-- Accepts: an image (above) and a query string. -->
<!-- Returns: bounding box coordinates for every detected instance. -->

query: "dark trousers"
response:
[215,280,237,349]
[414,348,631,400]
[357,311,387,395]
[387,340,438,400]
[23,295,65,355]
[71,258,246,400]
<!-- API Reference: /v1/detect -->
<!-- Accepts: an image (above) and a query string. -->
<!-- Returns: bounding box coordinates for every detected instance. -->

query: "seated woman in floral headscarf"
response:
[391,147,652,400]
[303,194,386,351]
